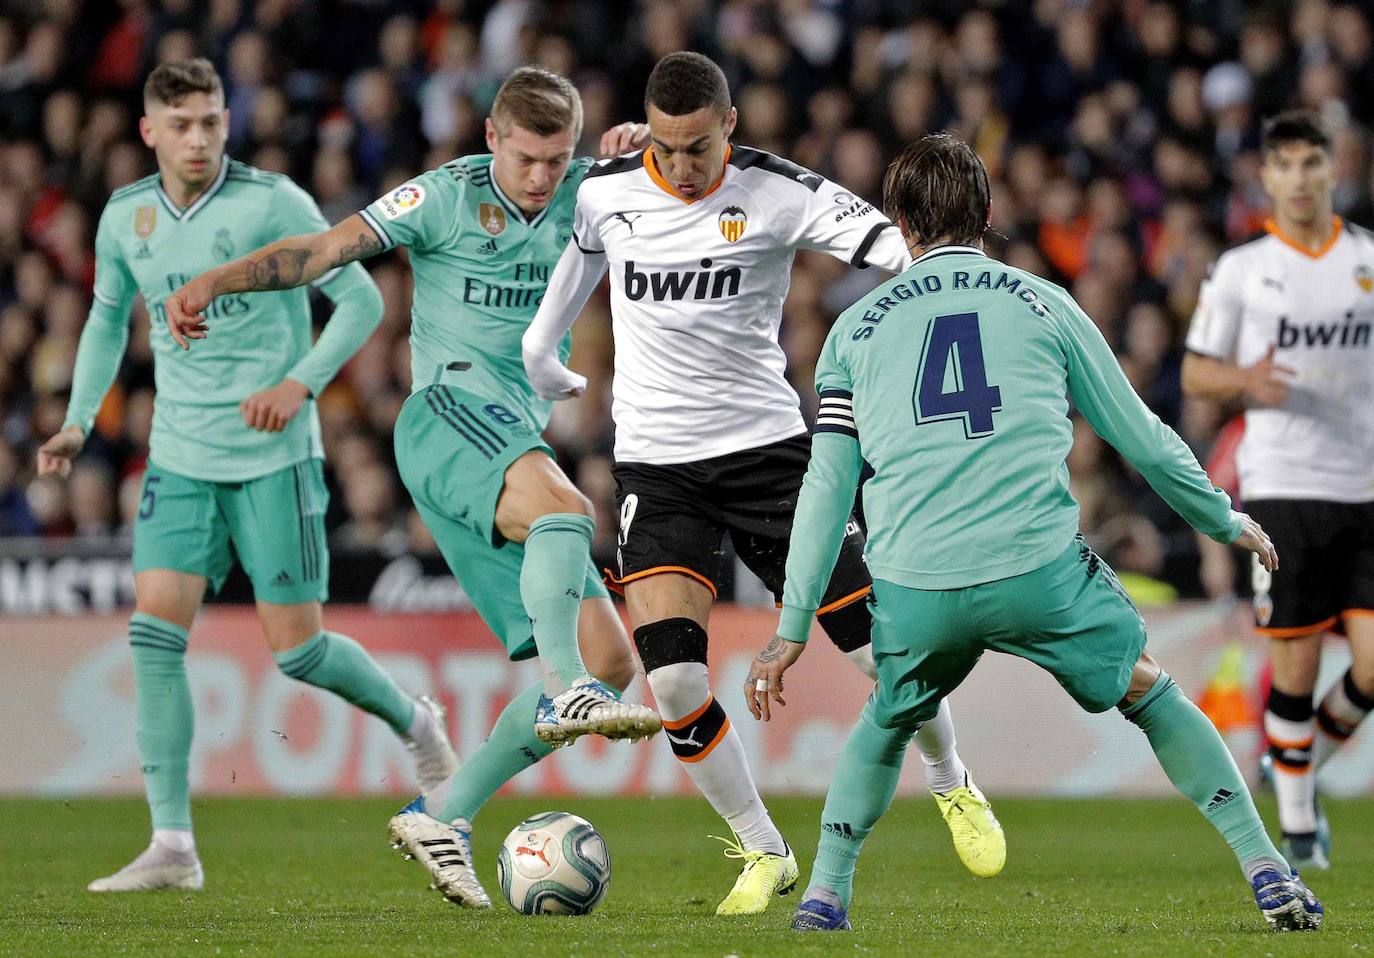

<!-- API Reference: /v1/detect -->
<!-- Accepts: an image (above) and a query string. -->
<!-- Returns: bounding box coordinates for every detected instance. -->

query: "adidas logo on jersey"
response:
[475,238,500,256]
[1277,314,1371,349]
[624,259,742,302]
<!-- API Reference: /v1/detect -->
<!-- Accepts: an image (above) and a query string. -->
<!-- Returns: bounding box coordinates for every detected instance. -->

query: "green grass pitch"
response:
[2,795,1370,956]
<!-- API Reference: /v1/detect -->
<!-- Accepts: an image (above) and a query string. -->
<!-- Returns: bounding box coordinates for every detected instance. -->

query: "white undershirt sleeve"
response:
[521,241,610,400]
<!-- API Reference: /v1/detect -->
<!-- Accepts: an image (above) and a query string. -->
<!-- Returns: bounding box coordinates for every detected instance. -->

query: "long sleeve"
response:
[64,297,132,434]
[64,207,137,434]
[1060,295,1243,544]
[777,429,866,643]
[521,240,608,399]
[284,263,384,396]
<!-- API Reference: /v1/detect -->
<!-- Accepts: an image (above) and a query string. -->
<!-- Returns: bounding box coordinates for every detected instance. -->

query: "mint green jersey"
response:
[359,154,591,428]
[75,159,373,482]
[778,245,1243,640]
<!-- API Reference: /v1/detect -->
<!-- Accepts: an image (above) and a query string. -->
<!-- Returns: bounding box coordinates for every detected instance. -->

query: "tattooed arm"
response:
[165,214,385,348]
[745,634,807,722]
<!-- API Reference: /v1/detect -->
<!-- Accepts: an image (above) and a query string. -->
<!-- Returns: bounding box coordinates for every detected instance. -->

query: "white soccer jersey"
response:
[572,145,907,464]
[1186,218,1374,503]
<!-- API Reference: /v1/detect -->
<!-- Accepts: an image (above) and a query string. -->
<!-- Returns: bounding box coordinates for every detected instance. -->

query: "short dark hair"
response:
[1261,109,1332,156]
[645,52,731,117]
[144,58,223,108]
[883,134,991,248]
[491,67,583,139]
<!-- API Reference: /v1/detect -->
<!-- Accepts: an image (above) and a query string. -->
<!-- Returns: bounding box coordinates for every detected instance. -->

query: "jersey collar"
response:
[643,146,731,204]
[1264,215,1342,259]
[910,244,986,265]
[488,171,551,229]
[155,157,229,222]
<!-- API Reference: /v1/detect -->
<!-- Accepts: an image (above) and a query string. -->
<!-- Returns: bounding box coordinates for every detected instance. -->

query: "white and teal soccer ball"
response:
[497,811,610,915]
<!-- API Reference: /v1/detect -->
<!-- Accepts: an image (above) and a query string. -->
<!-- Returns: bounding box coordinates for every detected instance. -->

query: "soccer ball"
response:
[497,811,611,915]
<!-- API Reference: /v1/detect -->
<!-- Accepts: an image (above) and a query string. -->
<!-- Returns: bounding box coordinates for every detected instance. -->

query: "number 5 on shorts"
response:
[139,474,161,520]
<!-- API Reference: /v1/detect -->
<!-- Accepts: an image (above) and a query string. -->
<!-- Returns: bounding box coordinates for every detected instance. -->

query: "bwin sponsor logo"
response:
[1277,313,1371,348]
[624,259,742,301]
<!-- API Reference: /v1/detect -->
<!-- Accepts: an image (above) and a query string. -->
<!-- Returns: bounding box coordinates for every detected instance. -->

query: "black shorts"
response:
[1246,498,1374,637]
[609,434,871,612]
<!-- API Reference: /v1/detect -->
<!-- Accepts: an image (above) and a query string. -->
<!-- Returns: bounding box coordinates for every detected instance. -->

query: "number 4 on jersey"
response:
[913,312,1002,439]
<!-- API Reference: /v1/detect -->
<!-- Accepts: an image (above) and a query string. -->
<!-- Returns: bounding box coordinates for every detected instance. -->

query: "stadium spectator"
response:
[0,0,1371,602]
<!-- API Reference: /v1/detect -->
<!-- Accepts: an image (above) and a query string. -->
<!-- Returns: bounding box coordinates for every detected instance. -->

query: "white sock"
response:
[1265,710,1317,833]
[844,643,877,681]
[915,699,967,794]
[1314,671,1372,768]
[405,697,430,739]
[153,828,195,854]
[649,661,786,855]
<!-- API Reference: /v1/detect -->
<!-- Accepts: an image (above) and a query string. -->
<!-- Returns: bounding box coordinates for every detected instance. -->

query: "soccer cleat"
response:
[791,898,852,931]
[932,774,1006,877]
[1282,831,1331,872]
[712,834,799,915]
[1251,867,1324,931]
[87,842,204,892]
[388,796,492,908]
[403,695,459,791]
[534,678,661,747]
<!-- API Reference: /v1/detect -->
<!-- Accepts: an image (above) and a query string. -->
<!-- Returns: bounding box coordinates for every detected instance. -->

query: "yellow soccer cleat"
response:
[933,775,1006,878]
[712,834,799,915]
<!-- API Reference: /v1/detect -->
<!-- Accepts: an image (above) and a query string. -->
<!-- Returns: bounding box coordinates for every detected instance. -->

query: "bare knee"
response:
[258,601,323,653]
[578,598,637,691]
[1117,652,1163,710]
[133,570,205,629]
[495,453,593,542]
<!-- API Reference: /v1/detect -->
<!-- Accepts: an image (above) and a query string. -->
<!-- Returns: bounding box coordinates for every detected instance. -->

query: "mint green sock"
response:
[520,513,594,686]
[129,613,194,832]
[274,631,415,734]
[1123,673,1287,875]
[439,682,551,823]
[436,669,621,822]
[807,700,916,908]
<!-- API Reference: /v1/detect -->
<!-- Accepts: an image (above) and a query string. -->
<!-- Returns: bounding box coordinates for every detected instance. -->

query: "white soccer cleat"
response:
[534,678,662,747]
[388,797,492,908]
[404,695,459,791]
[87,842,204,892]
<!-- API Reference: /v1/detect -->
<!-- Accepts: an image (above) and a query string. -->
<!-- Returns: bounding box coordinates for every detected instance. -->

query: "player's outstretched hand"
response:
[598,122,649,158]
[164,274,218,350]
[36,424,85,478]
[745,635,806,722]
[1232,510,1279,573]
[241,379,309,432]
[523,347,588,400]
[1242,344,1296,407]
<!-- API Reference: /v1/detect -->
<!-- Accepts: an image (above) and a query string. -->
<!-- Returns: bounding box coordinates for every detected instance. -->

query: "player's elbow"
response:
[337,275,385,329]
[1179,352,1218,399]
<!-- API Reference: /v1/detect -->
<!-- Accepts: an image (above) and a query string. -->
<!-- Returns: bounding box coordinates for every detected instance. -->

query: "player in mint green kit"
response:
[36,60,458,893]
[743,135,1324,933]
[165,68,660,908]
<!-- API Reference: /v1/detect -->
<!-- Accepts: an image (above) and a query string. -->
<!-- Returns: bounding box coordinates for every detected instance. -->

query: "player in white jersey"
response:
[1184,110,1374,870]
[523,52,1004,914]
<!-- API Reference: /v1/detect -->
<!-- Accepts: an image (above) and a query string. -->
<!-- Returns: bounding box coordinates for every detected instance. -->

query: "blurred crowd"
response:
[2,0,1373,596]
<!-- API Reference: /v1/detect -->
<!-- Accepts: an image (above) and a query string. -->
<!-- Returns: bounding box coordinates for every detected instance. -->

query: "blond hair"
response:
[490,67,582,140]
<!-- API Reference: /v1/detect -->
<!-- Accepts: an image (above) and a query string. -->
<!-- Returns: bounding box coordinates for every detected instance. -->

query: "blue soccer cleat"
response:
[791,897,852,931]
[534,677,661,747]
[1251,867,1324,931]
[388,795,491,908]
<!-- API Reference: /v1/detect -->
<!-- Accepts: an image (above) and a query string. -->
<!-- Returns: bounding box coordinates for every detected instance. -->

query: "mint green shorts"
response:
[132,459,328,605]
[870,536,1147,729]
[395,384,607,660]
